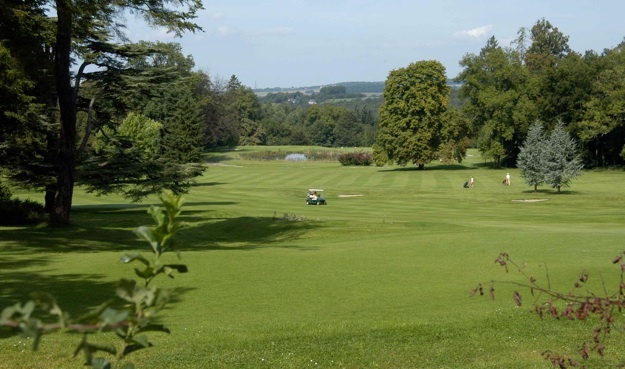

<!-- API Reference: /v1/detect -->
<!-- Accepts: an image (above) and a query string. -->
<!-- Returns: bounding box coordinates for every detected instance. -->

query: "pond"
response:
[284,153,308,161]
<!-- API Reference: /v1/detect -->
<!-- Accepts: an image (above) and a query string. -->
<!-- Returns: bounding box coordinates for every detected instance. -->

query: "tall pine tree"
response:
[517,122,547,192]
[544,122,583,193]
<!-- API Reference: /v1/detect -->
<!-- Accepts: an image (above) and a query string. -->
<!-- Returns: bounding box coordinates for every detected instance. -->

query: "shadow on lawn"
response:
[0,268,195,340]
[519,189,581,195]
[378,164,471,172]
[0,201,320,254]
[183,216,322,251]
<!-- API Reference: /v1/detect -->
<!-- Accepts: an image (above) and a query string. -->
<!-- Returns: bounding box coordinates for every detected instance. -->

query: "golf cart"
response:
[306,189,327,205]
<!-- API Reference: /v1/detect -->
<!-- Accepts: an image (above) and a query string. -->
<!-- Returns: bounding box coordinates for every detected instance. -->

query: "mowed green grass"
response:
[2,148,625,368]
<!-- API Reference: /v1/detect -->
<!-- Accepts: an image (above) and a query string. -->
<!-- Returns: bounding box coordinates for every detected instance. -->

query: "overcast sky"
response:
[125,0,625,89]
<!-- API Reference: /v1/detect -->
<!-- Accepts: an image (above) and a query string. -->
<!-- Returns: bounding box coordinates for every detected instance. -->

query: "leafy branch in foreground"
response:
[472,252,625,368]
[0,190,189,368]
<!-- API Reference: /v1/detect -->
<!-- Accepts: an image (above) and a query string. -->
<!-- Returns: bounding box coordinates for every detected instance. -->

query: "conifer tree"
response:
[544,122,583,193]
[516,122,547,192]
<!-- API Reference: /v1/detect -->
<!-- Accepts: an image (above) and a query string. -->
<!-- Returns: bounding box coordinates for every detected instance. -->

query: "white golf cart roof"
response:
[308,188,324,192]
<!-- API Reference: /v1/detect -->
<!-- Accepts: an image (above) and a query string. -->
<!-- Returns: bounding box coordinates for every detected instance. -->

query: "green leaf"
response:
[30,292,66,326]
[21,300,36,319]
[87,342,117,356]
[147,205,166,227]
[99,307,129,327]
[162,264,188,278]
[90,358,112,369]
[1,303,19,322]
[76,301,113,324]
[131,334,152,347]
[134,226,160,254]
[116,279,137,302]
[121,335,153,357]
[121,344,146,357]
[120,253,150,266]
[134,266,155,279]
[136,323,171,334]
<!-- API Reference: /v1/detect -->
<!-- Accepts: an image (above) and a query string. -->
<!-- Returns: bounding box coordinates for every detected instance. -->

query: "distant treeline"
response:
[254,80,459,95]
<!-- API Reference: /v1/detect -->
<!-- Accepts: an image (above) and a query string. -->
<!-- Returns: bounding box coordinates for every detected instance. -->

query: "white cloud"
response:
[211,12,226,20]
[453,25,493,39]
[259,27,296,36]
[218,26,231,36]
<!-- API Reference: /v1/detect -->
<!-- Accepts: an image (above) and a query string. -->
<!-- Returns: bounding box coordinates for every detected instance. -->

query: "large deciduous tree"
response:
[576,42,625,166]
[524,18,571,73]
[456,36,537,167]
[374,60,450,169]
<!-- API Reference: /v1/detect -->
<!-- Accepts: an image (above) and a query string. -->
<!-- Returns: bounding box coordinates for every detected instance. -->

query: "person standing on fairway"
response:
[470,176,474,188]
[506,173,511,186]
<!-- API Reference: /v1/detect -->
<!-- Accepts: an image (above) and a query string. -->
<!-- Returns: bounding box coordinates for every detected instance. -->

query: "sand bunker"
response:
[511,199,548,202]
[338,194,365,198]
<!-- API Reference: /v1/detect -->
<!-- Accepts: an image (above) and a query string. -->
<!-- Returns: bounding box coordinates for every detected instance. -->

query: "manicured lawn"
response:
[2,148,625,368]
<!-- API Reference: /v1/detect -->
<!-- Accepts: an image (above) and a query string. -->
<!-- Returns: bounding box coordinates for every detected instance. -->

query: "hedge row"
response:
[337,151,373,166]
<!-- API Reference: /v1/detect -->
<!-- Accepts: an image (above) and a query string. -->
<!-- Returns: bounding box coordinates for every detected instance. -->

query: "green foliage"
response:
[456,36,536,167]
[544,122,584,192]
[319,85,347,97]
[0,197,45,225]
[372,143,389,167]
[376,60,451,168]
[81,92,206,202]
[0,190,188,368]
[254,96,379,148]
[93,113,162,158]
[517,121,583,193]
[516,122,546,191]
[0,183,45,225]
[337,151,373,166]
[576,44,625,166]
[0,182,11,201]
[437,108,471,164]
[0,39,55,193]
[46,0,201,224]
[524,18,571,73]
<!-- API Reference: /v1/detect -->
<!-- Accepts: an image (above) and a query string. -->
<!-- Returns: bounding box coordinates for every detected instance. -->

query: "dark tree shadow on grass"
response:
[519,189,581,195]
[0,200,321,254]
[0,267,195,340]
[168,216,323,251]
[189,181,227,187]
[0,201,319,331]
[378,164,471,172]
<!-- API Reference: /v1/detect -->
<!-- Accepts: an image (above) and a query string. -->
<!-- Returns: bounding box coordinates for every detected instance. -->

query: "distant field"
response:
[2,148,625,368]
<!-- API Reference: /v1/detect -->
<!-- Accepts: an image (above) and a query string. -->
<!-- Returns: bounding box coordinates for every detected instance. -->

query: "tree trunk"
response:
[534,184,537,192]
[50,0,76,226]
[44,128,59,213]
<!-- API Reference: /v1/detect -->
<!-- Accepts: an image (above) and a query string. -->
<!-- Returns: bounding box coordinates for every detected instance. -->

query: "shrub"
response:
[0,197,45,225]
[337,151,373,166]
[0,182,12,201]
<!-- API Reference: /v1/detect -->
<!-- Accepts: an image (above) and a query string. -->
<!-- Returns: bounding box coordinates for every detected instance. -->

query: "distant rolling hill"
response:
[254,80,460,95]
